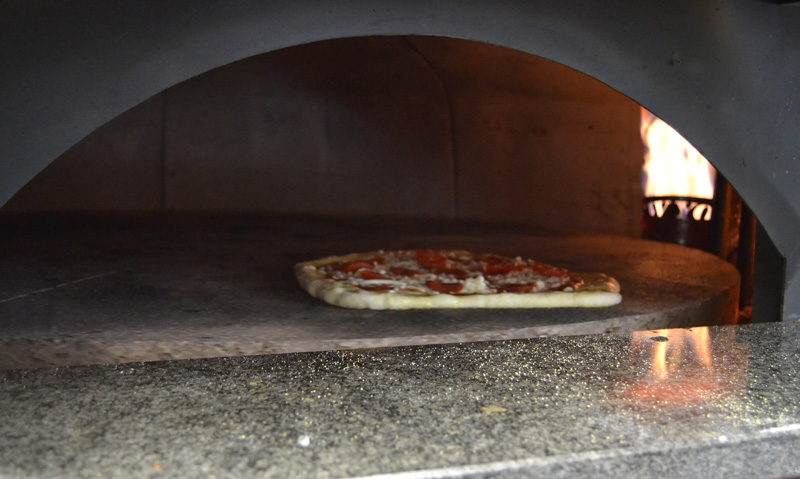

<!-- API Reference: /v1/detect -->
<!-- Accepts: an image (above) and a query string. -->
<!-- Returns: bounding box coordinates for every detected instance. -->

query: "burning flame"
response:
[641,108,716,201]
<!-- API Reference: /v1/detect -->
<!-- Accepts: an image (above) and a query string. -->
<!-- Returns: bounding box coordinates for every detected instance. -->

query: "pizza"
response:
[294,249,621,310]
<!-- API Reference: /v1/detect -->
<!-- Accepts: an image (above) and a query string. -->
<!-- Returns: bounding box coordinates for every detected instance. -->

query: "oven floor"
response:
[0,214,740,369]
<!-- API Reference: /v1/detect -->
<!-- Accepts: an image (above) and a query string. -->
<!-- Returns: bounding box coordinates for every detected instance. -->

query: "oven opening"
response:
[0,36,777,370]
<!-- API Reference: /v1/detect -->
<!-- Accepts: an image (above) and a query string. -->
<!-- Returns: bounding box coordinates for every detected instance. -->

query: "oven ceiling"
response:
[2,0,800,319]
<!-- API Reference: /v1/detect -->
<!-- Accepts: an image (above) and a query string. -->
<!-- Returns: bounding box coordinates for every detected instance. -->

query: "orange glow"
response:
[638,328,712,380]
[641,108,716,206]
[650,337,668,379]
[626,327,729,405]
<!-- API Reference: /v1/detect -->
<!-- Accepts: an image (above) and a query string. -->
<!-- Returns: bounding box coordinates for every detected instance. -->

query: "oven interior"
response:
[0,34,784,369]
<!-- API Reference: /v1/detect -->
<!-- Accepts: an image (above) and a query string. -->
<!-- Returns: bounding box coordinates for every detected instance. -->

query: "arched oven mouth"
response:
[3,1,798,333]
[0,35,755,370]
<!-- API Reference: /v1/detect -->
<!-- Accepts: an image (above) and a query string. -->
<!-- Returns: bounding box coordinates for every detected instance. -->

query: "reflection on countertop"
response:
[1,321,799,479]
[625,327,748,407]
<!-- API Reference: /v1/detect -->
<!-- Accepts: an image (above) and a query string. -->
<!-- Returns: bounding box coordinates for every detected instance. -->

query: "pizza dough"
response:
[295,250,621,310]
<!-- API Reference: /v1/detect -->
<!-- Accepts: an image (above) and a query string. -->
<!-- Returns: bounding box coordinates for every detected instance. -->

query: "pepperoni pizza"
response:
[295,250,621,310]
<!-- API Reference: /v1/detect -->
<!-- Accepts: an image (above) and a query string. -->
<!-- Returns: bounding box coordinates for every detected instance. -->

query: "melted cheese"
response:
[319,250,574,295]
[295,250,622,309]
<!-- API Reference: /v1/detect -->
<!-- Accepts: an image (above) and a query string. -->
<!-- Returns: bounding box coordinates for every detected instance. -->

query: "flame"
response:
[641,108,716,200]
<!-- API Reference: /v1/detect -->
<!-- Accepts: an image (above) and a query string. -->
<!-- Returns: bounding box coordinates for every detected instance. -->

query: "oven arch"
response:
[2,1,799,319]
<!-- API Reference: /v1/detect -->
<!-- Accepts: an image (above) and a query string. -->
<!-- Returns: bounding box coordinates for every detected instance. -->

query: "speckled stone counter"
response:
[2,321,800,479]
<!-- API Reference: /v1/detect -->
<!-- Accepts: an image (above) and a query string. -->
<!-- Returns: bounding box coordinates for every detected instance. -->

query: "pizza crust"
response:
[294,251,621,310]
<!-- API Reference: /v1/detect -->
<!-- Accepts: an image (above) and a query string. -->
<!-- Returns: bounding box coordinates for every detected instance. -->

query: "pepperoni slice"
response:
[390,267,423,277]
[497,284,534,293]
[360,284,393,292]
[482,263,525,275]
[425,280,464,294]
[432,266,469,280]
[341,261,374,273]
[476,254,505,264]
[417,250,446,269]
[360,270,390,280]
[371,255,386,265]
[497,283,535,294]
[529,262,568,277]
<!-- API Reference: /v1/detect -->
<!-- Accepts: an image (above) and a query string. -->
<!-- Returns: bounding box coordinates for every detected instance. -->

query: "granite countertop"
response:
[2,321,800,479]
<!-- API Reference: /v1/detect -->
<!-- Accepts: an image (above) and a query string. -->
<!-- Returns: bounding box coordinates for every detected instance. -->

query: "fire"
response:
[640,108,716,202]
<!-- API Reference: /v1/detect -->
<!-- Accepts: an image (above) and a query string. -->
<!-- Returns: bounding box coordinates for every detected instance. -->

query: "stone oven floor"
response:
[0,214,739,369]
[1,320,800,478]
